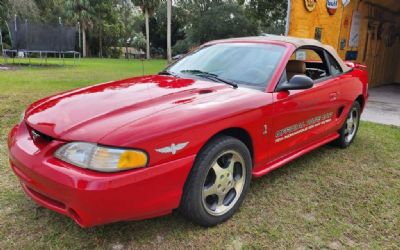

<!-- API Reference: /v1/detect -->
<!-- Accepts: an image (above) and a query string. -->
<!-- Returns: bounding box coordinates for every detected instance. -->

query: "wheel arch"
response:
[355,95,365,110]
[178,126,254,224]
[202,127,254,164]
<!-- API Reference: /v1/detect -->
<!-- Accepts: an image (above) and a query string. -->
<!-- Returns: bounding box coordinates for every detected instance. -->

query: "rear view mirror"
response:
[276,75,314,91]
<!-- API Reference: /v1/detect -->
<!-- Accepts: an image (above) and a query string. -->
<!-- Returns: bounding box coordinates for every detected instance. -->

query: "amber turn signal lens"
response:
[118,151,148,169]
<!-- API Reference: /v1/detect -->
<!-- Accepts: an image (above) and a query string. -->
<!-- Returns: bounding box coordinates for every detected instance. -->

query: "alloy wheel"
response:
[202,150,246,216]
[344,106,359,143]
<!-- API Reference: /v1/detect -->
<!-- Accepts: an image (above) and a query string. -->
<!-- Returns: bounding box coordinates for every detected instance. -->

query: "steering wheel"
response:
[306,68,327,80]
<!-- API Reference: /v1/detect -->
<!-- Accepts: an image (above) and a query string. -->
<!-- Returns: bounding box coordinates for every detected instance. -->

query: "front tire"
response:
[179,136,252,227]
[333,101,361,148]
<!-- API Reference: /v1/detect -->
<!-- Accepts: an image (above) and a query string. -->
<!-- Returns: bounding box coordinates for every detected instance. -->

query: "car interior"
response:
[282,47,343,83]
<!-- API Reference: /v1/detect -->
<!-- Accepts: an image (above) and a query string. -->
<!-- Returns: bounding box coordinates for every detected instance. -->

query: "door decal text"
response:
[275,112,333,142]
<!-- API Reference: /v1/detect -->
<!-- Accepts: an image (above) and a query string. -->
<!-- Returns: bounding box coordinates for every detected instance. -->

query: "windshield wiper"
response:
[180,69,238,89]
[159,70,180,78]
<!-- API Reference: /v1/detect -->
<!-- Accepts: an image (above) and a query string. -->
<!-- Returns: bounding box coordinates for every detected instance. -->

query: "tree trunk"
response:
[167,0,172,62]
[99,23,103,58]
[82,26,87,57]
[0,27,4,56]
[145,8,150,59]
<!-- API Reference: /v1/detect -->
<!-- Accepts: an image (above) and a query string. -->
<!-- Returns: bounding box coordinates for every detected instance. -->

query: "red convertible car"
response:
[8,35,368,227]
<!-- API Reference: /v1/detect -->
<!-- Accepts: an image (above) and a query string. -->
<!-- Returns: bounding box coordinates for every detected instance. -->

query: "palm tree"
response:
[167,0,172,62]
[65,0,94,57]
[132,0,160,59]
[0,1,8,22]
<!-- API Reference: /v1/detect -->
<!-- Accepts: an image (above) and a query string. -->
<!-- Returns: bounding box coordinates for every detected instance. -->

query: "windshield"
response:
[167,43,286,90]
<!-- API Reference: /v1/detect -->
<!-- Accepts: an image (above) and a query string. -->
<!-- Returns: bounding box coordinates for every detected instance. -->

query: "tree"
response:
[65,0,94,57]
[132,0,160,59]
[117,0,143,58]
[243,0,287,35]
[148,2,186,56]
[132,33,146,51]
[176,1,258,46]
[0,0,9,43]
[34,0,67,23]
[8,0,40,21]
[0,0,9,22]
[91,0,115,57]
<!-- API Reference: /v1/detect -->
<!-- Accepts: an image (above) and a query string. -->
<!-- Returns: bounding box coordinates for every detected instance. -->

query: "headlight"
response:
[54,142,148,172]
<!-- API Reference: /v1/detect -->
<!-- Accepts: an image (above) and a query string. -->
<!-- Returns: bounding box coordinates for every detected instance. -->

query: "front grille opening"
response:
[27,125,53,143]
[26,186,66,210]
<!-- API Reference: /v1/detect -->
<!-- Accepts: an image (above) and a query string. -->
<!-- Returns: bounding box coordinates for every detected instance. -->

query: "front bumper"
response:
[8,122,195,227]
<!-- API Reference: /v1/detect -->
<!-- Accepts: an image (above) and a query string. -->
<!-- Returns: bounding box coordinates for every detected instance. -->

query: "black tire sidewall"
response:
[337,101,361,148]
[180,136,252,226]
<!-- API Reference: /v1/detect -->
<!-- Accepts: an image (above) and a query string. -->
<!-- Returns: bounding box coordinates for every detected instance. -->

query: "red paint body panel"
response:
[9,122,194,227]
[8,39,368,227]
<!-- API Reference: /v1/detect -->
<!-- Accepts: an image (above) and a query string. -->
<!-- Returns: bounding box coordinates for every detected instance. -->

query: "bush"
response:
[173,38,196,55]
[151,47,165,59]
[2,42,11,50]
[106,47,122,59]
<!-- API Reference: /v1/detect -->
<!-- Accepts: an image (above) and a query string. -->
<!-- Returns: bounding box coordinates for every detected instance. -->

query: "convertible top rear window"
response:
[168,43,286,90]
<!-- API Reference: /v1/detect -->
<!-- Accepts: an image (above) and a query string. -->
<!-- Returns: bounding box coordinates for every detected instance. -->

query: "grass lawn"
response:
[0,58,399,249]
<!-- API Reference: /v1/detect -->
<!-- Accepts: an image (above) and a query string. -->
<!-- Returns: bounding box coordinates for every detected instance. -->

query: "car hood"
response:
[25,75,244,143]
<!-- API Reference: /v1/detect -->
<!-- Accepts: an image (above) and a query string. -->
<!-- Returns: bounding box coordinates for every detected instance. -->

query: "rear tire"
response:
[179,136,252,227]
[332,101,361,148]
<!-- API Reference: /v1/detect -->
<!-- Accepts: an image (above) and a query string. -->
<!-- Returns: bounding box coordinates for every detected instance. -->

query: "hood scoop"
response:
[198,89,213,95]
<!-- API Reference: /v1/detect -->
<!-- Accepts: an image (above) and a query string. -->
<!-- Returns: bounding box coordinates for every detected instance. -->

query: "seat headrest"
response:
[287,60,306,74]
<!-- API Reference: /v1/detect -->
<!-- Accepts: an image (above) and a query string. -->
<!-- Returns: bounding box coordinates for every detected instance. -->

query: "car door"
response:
[267,47,343,162]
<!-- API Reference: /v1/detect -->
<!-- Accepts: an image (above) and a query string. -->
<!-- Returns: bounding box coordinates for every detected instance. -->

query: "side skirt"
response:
[252,133,339,178]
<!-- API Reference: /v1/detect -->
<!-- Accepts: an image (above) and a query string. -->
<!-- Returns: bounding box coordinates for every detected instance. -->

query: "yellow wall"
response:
[288,0,400,86]
[288,0,344,50]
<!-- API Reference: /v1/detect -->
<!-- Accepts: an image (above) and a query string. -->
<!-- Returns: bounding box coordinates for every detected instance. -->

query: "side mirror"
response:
[276,75,314,91]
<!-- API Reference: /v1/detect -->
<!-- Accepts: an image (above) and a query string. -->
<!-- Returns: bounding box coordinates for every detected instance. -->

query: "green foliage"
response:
[189,3,258,44]
[132,33,146,51]
[147,2,187,56]
[91,0,118,57]
[105,47,123,58]
[1,0,288,58]
[131,0,160,59]
[64,0,94,26]
[150,46,164,58]
[244,0,288,34]
[172,38,195,55]
[7,0,39,20]
[34,0,67,23]
[117,0,143,46]
[100,21,123,57]
[0,0,9,21]
[131,0,160,16]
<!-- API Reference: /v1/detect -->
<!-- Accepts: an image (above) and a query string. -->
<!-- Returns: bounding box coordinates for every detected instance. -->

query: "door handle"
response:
[329,92,338,101]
